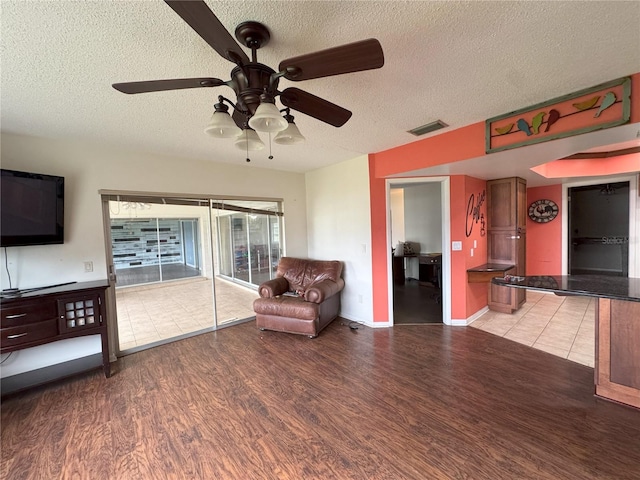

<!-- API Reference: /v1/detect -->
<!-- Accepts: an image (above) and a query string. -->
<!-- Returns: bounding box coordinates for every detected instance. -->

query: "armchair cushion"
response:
[254,295,318,320]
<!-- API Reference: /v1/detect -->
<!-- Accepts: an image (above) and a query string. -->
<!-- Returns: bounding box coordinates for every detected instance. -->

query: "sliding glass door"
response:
[102,193,284,354]
[212,200,283,289]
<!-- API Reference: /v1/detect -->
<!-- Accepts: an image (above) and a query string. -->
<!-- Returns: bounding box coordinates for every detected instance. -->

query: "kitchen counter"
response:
[492,274,640,410]
[467,263,515,283]
[492,275,640,302]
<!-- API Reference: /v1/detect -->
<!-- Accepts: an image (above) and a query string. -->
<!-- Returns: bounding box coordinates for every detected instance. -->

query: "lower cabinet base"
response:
[1,353,104,397]
[595,298,640,409]
[488,282,526,313]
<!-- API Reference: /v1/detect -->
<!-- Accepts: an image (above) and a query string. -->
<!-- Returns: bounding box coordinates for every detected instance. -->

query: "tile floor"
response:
[470,289,595,367]
[116,276,258,351]
[116,280,596,368]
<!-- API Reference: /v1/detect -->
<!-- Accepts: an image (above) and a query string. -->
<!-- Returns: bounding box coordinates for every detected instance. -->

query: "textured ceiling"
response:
[1,1,640,174]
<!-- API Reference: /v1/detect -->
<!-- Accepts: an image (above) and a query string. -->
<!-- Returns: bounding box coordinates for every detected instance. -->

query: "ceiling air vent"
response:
[408,120,448,136]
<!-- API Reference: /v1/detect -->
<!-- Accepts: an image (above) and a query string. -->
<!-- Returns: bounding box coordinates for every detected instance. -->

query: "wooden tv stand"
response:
[1,280,111,381]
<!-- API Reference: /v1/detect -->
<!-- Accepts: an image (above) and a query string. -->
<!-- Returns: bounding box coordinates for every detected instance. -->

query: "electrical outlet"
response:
[84,261,93,273]
[452,241,462,251]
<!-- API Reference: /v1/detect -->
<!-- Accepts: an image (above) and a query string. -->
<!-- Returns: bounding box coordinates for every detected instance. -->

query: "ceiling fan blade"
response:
[280,88,352,127]
[279,38,384,82]
[164,0,249,65]
[112,78,225,94]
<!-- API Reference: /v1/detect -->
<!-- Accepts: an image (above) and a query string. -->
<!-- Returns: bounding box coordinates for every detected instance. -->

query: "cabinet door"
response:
[487,177,527,232]
[487,178,516,231]
[57,293,103,333]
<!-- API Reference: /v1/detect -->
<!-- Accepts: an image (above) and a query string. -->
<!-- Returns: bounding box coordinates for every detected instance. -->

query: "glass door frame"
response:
[210,200,284,289]
[561,174,638,277]
[100,190,284,358]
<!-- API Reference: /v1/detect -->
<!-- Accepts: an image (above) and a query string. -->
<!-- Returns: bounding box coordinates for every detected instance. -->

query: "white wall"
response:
[305,154,373,324]
[390,188,405,247]
[404,183,442,253]
[0,132,308,376]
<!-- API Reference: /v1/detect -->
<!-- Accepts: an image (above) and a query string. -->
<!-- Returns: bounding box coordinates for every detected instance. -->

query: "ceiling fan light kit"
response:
[274,113,306,145]
[234,128,265,152]
[204,99,242,138]
[248,96,289,133]
[113,0,384,161]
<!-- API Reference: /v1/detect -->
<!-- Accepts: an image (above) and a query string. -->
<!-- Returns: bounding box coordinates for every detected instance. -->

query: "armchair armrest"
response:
[258,277,289,298]
[304,278,345,304]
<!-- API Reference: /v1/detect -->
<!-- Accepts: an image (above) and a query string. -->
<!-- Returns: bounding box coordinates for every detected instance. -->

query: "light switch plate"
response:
[452,241,462,251]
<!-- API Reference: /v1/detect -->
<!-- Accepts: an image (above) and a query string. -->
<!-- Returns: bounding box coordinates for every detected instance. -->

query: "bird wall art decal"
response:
[544,109,560,132]
[531,111,545,134]
[486,77,630,154]
[493,88,619,138]
[494,123,514,135]
[594,91,616,117]
[516,118,532,136]
[572,96,600,111]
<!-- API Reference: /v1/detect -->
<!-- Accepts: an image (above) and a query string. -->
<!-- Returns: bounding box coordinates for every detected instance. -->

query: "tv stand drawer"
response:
[1,319,57,348]
[1,302,57,327]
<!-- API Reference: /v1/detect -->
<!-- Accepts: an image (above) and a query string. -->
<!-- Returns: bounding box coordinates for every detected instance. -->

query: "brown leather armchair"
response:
[253,257,345,338]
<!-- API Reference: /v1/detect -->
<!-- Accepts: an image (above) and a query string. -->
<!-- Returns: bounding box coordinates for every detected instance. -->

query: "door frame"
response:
[181,219,200,269]
[386,177,451,325]
[99,189,284,357]
[562,174,638,277]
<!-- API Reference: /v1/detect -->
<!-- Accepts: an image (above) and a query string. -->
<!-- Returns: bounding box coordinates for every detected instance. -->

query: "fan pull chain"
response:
[246,130,250,162]
[268,132,273,160]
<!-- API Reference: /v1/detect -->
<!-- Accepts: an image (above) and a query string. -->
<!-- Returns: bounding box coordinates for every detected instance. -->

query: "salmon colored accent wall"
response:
[369,155,390,321]
[526,185,563,275]
[369,73,640,323]
[531,154,640,178]
[369,123,487,323]
[464,176,489,316]
[373,123,486,177]
[449,176,467,319]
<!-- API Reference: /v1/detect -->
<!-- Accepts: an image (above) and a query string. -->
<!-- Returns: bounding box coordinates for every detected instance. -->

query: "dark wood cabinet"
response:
[418,254,441,288]
[486,177,527,313]
[595,298,640,409]
[1,281,111,383]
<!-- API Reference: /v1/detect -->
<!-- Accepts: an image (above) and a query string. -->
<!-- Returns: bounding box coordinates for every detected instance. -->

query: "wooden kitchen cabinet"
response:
[486,177,527,313]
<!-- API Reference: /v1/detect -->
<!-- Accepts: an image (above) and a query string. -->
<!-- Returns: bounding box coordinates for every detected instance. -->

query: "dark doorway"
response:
[393,279,442,324]
[390,182,444,325]
[568,181,629,276]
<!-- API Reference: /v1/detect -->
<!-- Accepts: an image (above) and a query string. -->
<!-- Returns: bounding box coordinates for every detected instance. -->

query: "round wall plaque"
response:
[528,199,559,223]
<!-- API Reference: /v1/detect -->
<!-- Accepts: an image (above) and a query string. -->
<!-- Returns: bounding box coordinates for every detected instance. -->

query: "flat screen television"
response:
[1,169,65,247]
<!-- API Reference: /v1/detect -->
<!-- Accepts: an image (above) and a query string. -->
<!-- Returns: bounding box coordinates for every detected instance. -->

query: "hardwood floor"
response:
[393,279,442,324]
[2,321,640,479]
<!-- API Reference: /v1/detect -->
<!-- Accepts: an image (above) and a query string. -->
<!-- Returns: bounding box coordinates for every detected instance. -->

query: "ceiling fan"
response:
[112,0,384,153]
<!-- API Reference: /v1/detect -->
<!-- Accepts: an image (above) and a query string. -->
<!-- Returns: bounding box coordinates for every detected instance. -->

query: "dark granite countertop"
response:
[492,275,640,303]
[467,263,515,273]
